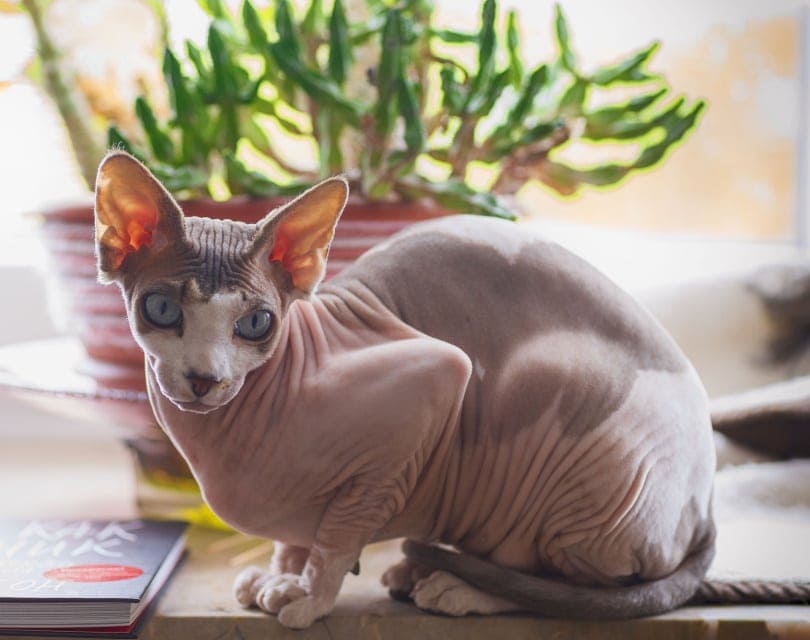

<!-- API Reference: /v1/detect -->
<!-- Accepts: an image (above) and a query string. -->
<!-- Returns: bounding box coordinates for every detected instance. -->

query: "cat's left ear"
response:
[253,177,349,295]
[94,151,186,282]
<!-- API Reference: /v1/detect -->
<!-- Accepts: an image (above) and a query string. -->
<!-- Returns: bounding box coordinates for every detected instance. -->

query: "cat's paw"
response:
[381,557,434,601]
[411,570,518,616]
[254,573,308,615]
[233,566,269,608]
[278,594,334,629]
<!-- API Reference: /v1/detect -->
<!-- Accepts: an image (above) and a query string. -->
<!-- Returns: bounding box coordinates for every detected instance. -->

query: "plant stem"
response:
[448,116,478,178]
[492,122,571,193]
[22,0,104,191]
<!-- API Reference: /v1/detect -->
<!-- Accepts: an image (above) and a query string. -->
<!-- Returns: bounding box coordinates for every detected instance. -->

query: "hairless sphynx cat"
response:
[93,152,716,629]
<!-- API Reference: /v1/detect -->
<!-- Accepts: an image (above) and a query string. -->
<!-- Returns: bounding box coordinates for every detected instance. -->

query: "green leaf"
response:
[429,28,477,44]
[316,110,343,177]
[583,96,684,141]
[399,76,425,152]
[634,100,705,169]
[207,24,242,146]
[135,97,174,163]
[491,63,548,141]
[186,40,208,78]
[328,0,352,85]
[242,0,269,51]
[520,117,566,147]
[559,76,588,116]
[440,64,465,113]
[163,48,207,163]
[350,14,387,46]
[152,164,210,194]
[375,9,403,137]
[487,117,565,161]
[554,4,576,72]
[570,163,629,186]
[465,0,497,114]
[506,10,522,89]
[242,117,272,154]
[163,49,194,123]
[254,98,307,136]
[269,42,362,125]
[468,68,510,117]
[198,0,227,19]
[301,0,326,36]
[541,100,705,195]
[585,87,667,128]
[208,24,238,100]
[223,152,309,197]
[398,177,516,219]
[275,0,301,60]
[591,41,660,85]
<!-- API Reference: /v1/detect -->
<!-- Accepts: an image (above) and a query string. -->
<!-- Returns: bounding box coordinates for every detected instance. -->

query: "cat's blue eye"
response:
[235,310,273,341]
[143,293,182,328]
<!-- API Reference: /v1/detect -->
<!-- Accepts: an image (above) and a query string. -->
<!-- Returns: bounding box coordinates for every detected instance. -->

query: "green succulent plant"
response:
[35,0,707,219]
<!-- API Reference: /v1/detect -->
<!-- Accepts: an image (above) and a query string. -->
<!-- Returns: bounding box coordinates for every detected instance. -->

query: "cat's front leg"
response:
[233,542,308,608]
[273,482,399,629]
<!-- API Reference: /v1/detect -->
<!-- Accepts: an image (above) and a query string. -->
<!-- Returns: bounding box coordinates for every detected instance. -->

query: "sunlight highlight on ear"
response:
[94,152,184,277]
[258,177,349,294]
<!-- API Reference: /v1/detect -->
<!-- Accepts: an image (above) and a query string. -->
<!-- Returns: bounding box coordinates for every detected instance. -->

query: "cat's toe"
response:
[278,595,332,629]
[233,566,266,608]
[411,571,468,616]
[382,556,434,601]
[255,573,308,614]
[411,570,520,616]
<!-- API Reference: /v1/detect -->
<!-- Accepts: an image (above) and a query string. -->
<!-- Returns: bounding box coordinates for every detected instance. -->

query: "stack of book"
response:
[0,519,187,637]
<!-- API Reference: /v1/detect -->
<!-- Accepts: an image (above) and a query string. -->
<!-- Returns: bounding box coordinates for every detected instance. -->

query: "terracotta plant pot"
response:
[37,196,447,393]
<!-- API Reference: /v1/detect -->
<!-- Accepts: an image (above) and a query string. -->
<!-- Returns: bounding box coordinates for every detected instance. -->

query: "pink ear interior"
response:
[98,197,159,271]
[269,226,292,271]
[254,177,348,292]
[94,152,185,275]
[124,208,158,252]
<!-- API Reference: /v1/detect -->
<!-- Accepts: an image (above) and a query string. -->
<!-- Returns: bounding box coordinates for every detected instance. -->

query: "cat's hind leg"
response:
[411,570,522,616]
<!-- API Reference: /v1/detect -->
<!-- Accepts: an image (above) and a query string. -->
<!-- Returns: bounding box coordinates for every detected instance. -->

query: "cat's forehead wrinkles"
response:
[183,217,258,294]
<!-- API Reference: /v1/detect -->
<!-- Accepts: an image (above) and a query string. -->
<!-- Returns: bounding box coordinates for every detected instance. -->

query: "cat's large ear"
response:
[252,177,349,295]
[94,151,185,282]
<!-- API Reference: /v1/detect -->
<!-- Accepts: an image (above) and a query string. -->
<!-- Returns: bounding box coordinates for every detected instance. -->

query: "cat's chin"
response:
[173,399,222,414]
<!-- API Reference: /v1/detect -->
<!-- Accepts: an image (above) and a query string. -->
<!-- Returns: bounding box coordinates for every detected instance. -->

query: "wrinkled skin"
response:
[95,153,715,629]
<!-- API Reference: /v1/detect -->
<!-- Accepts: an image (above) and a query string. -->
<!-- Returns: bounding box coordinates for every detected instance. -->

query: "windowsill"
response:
[0,456,807,639]
[521,218,807,293]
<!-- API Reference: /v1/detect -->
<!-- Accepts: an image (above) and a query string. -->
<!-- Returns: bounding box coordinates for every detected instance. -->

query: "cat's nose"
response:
[186,373,219,398]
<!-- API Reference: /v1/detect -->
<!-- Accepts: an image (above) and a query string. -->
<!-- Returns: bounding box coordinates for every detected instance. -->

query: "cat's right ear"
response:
[94,151,185,283]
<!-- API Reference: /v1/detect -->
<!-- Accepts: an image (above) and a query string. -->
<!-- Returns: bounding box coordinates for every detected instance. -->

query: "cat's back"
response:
[327,214,686,375]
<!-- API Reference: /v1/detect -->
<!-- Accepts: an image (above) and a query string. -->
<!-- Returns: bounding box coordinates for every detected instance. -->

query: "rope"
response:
[692,579,810,605]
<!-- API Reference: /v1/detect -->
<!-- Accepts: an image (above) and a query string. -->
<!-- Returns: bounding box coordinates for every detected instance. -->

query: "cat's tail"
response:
[402,538,714,619]
[403,538,810,618]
